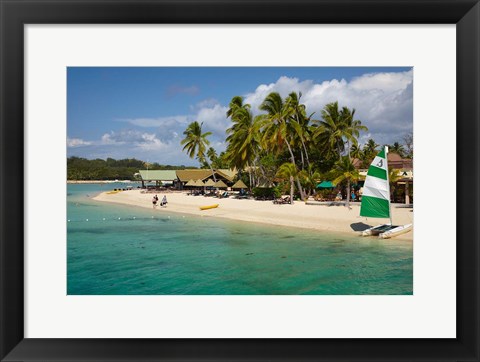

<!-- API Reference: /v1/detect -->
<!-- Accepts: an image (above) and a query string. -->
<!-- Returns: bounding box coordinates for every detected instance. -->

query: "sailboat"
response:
[360,146,413,239]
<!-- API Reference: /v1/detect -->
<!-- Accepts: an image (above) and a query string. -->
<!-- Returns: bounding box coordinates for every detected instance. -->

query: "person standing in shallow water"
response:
[152,195,158,208]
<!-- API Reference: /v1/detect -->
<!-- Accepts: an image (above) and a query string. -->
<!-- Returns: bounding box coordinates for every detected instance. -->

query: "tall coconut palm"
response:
[276,162,298,204]
[350,143,362,160]
[313,101,349,159]
[180,121,216,182]
[260,92,305,200]
[286,91,312,169]
[226,95,249,118]
[341,106,368,159]
[206,147,219,169]
[225,97,261,188]
[332,156,359,209]
[362,139,380,166]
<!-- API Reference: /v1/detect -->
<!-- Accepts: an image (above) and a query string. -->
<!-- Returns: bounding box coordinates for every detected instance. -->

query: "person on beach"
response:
[336,191,342,201]
[160,195,167,207]
[152,195,158,208]
[351,190,356,202]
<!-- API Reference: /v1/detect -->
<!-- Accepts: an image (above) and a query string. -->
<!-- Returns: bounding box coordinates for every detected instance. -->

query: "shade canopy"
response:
[194,179,205,187]
[232,180,248,189]
[316,180,335,189]
[185,179,196,187]
[204,179,216,187]
[214,180,228,188]
[257,182,274,188]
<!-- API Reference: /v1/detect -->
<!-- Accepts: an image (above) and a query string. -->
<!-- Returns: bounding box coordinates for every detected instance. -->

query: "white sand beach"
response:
[93,189,413,241]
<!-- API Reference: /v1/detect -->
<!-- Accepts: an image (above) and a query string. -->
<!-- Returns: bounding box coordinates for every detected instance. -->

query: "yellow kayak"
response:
[106,190,121,194]
[199,204,219,210]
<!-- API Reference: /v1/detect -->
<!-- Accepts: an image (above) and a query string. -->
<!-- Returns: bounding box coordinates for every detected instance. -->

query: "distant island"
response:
[67,156,195,181]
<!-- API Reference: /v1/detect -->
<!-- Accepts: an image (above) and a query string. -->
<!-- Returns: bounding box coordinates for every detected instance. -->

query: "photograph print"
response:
[67,67,413,295]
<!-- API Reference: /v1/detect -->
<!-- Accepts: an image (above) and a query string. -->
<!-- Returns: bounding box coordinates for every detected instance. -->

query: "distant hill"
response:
[67,157,195,180]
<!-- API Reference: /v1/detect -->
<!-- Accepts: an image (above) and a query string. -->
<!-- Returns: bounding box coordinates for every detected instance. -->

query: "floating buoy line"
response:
[67,216,180,223]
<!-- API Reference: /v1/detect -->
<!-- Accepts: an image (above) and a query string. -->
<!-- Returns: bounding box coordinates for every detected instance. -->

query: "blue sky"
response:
[67,67,413,166]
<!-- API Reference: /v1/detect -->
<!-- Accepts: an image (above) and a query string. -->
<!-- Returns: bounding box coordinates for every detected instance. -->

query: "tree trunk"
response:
[207,161,217,182]
[301,138,311,169]
[248,168,252,190]
[290,175,294,204]
[346,179,351,208]
[300,148,305,170]
[285,140,305,201]
[405,181,410,205]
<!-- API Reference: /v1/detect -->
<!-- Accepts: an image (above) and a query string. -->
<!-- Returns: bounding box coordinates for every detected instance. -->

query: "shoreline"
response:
[67,180,140,184]
[92,190,413,241]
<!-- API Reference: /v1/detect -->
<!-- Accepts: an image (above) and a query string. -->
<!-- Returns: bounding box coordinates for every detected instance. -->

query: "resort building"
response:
[353,152,413,204]
[136,170,180,189]
[137,169,236,190]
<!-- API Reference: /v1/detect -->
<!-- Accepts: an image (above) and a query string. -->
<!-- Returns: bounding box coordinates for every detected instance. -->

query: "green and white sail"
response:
[360,146,391,219]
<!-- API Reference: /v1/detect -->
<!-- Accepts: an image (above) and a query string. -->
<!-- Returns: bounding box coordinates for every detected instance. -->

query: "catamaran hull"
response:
[362,223,413,238]
[378,223,412,239]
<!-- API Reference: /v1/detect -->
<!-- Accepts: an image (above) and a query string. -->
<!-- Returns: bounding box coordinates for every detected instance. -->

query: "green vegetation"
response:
[181,91,413,201]
[180,121,217,182]
[67,157,191,180]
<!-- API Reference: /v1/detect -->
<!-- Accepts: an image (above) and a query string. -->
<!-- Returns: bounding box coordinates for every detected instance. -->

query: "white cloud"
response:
[67,137,92,147]
[123,104,229,146]
[190,98,220,112]
[196,104,229,137]
[124,115,191,128]
[244,70,413,146]
[100,130,166,150]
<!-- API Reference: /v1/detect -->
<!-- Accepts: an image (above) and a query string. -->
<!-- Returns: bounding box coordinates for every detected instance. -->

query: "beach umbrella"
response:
[204,179,216,187]
[316,180,335,189]
[194,179,205,187]
[214,180,228,188]
[185,179,196,187]
[257,182,274,188]
[232,180,247,189]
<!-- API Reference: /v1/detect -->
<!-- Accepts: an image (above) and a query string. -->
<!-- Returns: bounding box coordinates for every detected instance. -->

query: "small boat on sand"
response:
[199,204,219,210]
[359,146,413,239]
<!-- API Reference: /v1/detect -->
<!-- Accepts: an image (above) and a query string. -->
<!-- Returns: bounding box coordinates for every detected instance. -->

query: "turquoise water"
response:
[67,183,413,295]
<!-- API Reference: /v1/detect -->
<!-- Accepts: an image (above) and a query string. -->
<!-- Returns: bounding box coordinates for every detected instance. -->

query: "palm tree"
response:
[362,139,380,166]
[332,156,359,209]
[276,162,298,204]
[298,164,322,198]
[350,143,362,160]
[180,121,217,182]
[226,95,249,118]
[206,147,219,169]
[341,106,368,159]
[286,91,312,169]
[313,101,349,159]
[388,166,401,202]
[225,97,261,188]
[260,92,306,200]
[389,142,406,158]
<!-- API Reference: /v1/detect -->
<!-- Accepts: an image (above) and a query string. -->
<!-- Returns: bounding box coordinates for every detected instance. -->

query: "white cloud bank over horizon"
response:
[68,70,413,165]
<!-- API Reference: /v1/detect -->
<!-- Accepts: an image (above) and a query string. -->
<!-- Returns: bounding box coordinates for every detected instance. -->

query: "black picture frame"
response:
[1,1,479,361]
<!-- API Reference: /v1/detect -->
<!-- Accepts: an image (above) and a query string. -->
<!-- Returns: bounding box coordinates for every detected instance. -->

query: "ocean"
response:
[67,183,413,295]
